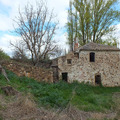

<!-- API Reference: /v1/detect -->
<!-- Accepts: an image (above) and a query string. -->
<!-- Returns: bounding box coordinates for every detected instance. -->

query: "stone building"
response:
[52,42,120,87]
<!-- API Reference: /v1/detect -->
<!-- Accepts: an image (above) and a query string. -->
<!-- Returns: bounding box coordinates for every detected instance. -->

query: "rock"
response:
[1,86,18,96]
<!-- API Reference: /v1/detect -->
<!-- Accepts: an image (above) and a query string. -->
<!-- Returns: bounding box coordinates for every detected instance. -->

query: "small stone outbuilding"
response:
[52,42,120,87]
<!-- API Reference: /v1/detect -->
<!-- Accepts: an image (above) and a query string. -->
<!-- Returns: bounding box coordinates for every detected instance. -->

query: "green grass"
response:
[0,70,120,112]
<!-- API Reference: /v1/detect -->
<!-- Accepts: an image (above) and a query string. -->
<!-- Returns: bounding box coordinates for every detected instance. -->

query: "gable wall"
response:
[58,51,120,87]
[57,52,79,78]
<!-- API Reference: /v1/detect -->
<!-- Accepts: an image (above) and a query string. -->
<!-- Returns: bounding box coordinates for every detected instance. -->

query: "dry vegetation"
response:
[0,92,119,120]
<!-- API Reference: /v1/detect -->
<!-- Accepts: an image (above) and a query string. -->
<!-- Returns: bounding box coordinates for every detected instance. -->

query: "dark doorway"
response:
[95,75,101,85]
[62,73,68,82]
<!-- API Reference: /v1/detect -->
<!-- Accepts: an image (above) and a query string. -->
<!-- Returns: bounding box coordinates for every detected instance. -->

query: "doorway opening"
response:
[95,74,101,85]
[62,73,68,82]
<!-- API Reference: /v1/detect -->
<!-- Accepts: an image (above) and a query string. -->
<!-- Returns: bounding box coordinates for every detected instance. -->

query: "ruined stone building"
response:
[52,42,120,87]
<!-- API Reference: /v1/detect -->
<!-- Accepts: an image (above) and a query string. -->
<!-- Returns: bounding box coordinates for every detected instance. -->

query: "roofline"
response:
[79,49,120,51]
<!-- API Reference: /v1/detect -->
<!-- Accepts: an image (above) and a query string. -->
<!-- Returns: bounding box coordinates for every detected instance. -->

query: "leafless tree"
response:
[11,40,27,60]
[11,1,58,65]
[50,46,67,59]
[12,50,27,60]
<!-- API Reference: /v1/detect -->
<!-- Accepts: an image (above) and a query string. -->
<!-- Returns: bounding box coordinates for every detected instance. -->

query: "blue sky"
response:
[0,0,69,56]
[0,0,120,57]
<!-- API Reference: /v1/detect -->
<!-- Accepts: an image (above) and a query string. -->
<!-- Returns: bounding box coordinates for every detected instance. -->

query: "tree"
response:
[67,0,120,48]
[67,0,74,51]
[12,50,28,61]
[49,46,67,59]
[11,40,27,60]
[11,1,58,65]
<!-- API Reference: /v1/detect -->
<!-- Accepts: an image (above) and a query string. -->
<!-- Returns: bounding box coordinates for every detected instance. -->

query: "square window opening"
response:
[67,59,72,64]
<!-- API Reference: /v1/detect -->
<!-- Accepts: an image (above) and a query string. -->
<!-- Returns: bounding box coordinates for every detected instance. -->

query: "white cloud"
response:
[0,34,20,56]
[114,24,120,47]
[0,0,69,56]
[55,32,68,46]
[0,14,13,31]
[0,0,69,30]
[47,0,69,28]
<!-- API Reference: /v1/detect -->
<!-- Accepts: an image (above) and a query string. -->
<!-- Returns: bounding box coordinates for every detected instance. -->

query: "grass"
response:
[0,70,120,112]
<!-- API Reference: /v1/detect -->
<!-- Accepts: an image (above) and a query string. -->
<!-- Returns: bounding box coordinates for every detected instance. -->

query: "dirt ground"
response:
[0,92,120,120]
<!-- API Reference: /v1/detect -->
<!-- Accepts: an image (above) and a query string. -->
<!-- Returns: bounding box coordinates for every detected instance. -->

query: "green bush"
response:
[0,49,10,60]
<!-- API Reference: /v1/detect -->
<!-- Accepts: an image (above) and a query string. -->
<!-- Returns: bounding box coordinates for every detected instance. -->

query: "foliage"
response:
[0,70,120,112]
[0,49,10,60]
[67,0,120,49]
[67,0,74,51]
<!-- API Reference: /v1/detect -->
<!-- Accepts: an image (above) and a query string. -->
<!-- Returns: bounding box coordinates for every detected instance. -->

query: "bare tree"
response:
[11,40,27,60]
[12,50,27,61]
[11,1,58,65]
[50,46,63,59]
[49,46,68,59]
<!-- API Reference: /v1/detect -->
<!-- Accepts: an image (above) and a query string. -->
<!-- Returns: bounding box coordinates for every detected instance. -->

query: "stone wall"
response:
[58,52,79,75]
[58,51,120,87]
[1,61,53,83]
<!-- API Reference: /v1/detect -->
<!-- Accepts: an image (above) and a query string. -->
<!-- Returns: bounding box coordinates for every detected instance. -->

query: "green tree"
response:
[74,0,92,45]
[67,0,74,51]
[67,0,120,47]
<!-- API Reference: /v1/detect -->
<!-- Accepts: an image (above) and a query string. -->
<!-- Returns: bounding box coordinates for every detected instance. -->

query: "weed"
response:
[0,70,120,112]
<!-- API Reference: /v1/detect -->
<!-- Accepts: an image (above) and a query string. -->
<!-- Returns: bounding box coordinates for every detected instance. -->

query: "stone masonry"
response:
[1,61,53,83]
[52,42,120,87]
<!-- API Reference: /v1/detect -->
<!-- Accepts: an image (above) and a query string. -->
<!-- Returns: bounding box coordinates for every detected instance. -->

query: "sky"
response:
[0,0,69,56]
[0,0,120,57]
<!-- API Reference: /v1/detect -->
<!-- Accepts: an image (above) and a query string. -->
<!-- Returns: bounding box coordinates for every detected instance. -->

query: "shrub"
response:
[0,49,10,60]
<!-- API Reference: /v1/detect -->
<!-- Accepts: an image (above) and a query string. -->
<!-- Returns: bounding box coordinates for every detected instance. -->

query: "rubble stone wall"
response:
[58,51,120,87]
[1,61,53,83]
[57,52,79,80]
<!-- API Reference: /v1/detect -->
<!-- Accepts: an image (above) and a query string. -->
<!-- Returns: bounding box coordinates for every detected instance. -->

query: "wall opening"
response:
[67,59,72,64]
[90,52,95,62]
[62,73,68,82]
[95,74,101,85]
[74,53,79,58]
